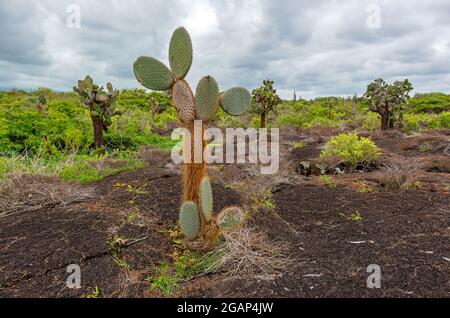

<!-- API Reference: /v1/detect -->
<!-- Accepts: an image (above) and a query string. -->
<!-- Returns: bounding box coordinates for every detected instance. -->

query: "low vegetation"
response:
[320,133,381,170]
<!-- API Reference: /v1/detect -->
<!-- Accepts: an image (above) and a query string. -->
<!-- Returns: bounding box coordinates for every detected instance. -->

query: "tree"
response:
[364,78,413,130]
[73,76,122,150]
[148,96,159,130]
[27,95,49,114]
[251,80,282,128]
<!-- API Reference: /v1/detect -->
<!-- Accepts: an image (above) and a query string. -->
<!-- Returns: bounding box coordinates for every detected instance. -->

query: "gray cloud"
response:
[0,0,449,99]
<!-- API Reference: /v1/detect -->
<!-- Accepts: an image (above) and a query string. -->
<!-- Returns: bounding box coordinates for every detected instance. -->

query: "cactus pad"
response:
[217,206,245,232]
[180,201,200,240]
[199,177,213,222]
[220,87,252,116]
[173,79,196,123]
[133,56,175,91]
[169,27,193,80]
[195,76,220,122]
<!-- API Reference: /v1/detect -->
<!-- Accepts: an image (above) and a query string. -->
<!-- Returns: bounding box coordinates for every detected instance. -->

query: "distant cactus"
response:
[252,80,282,128]
[364,78,413,130]
[149,96,159,130]
[29,95,49,114]
[133,27,250,242]
[73,76,123,150]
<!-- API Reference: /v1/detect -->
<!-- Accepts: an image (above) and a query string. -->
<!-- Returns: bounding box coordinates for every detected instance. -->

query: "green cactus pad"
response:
[180,201,200,240]
[38,96,47,104]
[195,76,220,122]
[95,93,109,102]
[220,87,252,116]
[173,79,196,123]
[169,27,193,80]
[217,206,244,232]
[200,177,213,222]
[133,56,175,91]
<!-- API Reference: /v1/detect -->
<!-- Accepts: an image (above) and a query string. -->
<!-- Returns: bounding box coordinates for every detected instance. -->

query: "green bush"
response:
[361,112,381,131]
[408,93,450,114]
[320,133,381,168]
[401,112,450,133]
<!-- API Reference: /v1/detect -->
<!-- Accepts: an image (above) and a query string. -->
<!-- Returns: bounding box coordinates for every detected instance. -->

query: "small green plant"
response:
[339,211,363,222]
[107,235,133,271]
[288,141,305,149]
[148,262,180,295]
[126,183,148,195]
[411,180,423,189]
[320,133,381,169]
[418,143,433,153]
[147,250,217,296]
[251,79,282,128]
[82,287,100,299]
[356,181,375,193]
[126,209,140,223]
[320,175,337,188]
[252,188,275,209]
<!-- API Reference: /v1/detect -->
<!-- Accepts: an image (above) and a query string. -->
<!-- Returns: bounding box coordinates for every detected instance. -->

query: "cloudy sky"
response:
[0,0,449,99]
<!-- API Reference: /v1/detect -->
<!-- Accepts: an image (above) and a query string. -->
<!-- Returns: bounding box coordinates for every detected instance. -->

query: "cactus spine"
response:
[133,27,250,243]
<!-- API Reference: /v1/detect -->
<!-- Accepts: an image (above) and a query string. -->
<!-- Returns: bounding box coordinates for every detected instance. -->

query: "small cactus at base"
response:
[180,202,200,241]
[217,206,245,232]
[132,26,251,244]
[199,177,213,223]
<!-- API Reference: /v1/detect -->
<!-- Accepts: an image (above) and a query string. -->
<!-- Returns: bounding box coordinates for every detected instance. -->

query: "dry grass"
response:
[379,155,424,190]
[90,158,128,175]
[138,147,171,168]
[203,227,294,278]
[0,173,93,218]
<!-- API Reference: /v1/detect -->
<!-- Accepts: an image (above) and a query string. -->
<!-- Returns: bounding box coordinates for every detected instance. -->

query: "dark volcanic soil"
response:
[0,128,449,298]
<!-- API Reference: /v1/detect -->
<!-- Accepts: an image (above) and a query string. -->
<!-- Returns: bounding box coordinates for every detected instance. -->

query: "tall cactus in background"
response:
[29,95,49,114]
[149,96,159,130]
[73,76,122,150]
[252,80,282,128]
[133,27,251,243]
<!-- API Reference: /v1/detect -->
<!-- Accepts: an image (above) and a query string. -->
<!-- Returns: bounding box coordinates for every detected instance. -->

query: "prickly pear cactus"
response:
[133,27,251,242]
[217,206,245,232]
[73,76,123,149]
[199,177,213,223]
[180,201,200,240]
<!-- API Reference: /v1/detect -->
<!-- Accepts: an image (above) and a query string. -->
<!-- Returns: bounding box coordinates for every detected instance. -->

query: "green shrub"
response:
[320,133,381,168]
[438,111,450,128]
[361,112,381,131]
[409,93,450,114]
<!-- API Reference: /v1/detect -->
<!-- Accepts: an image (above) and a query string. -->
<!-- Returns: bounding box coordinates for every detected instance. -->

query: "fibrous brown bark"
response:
[260,112,267,129]
[92,117,105,149]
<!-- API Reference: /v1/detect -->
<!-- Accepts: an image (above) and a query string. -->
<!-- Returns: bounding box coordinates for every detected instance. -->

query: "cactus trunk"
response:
[182,121,206,237]
[260,112,267,128]
[92,117,105,149]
